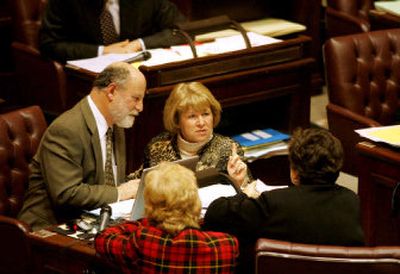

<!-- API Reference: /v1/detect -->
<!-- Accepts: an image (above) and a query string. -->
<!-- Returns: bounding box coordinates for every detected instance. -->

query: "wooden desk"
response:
[357,141,400,246]
[66,35,313,176]
[29,229,117,274]
[172,0,323,92]
[369,9,400,30]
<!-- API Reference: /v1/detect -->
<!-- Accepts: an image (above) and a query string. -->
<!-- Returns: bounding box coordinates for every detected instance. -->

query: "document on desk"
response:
[66,52,143,73]
[66,32,282,72]
[89,198,134,220]
[356,125,400,147]
[375,1,400,17]
[171,32,281,57]
[199,180,288,209]
[195,17,306,42]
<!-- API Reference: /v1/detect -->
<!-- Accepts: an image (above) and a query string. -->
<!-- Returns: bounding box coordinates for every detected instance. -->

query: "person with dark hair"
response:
[39,0,186,63]
[18,62,146,231]
[95,162,239,273]
[203,128,364,271]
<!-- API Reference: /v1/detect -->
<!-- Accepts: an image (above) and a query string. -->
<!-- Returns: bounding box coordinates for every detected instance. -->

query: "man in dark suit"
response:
[203,128,364,271]
[18,62,146,231]
[40,0,186,63]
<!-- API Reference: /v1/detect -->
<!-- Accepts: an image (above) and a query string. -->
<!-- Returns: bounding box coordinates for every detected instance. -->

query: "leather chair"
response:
[8,0,67,117]
[0,105,47,217]
[323,28,400,175]
[255,238,400,274]
[0,215,32,274]
[325,0,373,37]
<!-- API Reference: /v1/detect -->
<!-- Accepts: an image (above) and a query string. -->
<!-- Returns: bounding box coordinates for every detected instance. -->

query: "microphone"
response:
[123,51,152,63]
[98,205,112,232]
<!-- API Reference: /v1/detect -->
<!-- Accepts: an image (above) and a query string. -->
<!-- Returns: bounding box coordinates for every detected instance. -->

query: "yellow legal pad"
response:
[366,125,400,145]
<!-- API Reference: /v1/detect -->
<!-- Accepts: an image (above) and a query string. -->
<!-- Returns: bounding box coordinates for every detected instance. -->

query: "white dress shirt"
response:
[87,95,118,185]
[98,0,145,55]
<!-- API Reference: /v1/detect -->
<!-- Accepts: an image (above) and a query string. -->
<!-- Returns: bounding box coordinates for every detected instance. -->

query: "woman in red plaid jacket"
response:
[95,162,239,273]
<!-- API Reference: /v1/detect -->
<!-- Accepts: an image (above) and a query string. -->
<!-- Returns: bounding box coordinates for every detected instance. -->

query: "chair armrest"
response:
[325,7,370,37]
[255,237,400,259]
[0,215,31,234]
[326,103,381,175]
[327,103,381,128]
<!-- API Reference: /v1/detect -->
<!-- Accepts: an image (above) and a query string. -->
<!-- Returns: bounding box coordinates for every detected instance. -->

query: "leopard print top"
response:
[127,132,252,180]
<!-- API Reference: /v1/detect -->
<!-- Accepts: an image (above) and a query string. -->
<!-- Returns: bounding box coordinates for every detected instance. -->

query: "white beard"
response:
[116,115,135,128]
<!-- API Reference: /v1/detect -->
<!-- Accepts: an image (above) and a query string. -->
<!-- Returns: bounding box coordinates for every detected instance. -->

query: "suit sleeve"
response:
[141,0,187,48]
[39,123,118,210]
[203,192,268,240]
[39,0,99,63]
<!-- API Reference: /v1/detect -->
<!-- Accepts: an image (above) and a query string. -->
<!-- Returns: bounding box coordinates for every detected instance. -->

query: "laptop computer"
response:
[130,156,199,220]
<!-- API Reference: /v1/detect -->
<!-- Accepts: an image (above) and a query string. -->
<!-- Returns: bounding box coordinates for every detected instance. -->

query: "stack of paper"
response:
[232,128,290,162]
[66,52,143,73]
[66,31,282,73]
[88,198,134,219]
[171,32,281,58]
[375,1,400,17]
[355,125,400,147]
[195,17,306,42]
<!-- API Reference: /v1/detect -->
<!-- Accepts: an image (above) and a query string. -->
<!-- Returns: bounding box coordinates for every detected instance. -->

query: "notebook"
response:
[130,156,199,220]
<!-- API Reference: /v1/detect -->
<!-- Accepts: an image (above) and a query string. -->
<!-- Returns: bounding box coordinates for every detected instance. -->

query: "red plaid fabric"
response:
[95,219,239,273]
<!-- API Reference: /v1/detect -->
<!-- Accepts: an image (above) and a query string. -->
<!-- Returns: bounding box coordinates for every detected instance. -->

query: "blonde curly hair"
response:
[144,162,201,234]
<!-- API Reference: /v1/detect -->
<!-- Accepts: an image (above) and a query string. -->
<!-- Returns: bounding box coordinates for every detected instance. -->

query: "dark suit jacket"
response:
[39,0,186,63]
[204,183,365,246]
[18,97,126,231]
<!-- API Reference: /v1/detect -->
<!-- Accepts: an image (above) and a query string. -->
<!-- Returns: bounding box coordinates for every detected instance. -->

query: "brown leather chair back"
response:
[325,29,400,124]
[8,0,47,47]
[323,28,400,174]
[8,0,68,116]
[0,215,32,274]
[325,0,373,37]
[0,106,46,217]
[255,238,400,274]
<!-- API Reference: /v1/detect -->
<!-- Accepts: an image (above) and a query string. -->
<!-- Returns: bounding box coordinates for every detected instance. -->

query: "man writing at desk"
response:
[40,0,186,63]
[18,62,146,231]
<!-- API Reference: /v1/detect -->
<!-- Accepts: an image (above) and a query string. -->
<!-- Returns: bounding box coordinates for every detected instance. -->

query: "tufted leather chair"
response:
[323,28,400,175]
[255,238,400,274]
[8,0,67,117]
[0,106,47,217]
[325,0,373,38]
[0,215,32,274]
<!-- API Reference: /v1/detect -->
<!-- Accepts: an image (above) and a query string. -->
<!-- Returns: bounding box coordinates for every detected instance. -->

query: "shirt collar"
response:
[87,95,109,137]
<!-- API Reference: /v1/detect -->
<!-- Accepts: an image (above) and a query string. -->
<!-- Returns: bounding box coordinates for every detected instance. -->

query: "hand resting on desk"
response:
[103,39,143,55]
[118,179,140,200]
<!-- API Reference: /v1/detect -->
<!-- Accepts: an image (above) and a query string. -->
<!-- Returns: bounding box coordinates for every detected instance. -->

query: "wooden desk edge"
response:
[357,141,400,164]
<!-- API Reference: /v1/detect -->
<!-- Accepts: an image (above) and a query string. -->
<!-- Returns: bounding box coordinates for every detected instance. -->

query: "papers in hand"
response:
[254,179,288,193]
[356,125,400,147]
[199,180,288,209]
[198,184,237,209]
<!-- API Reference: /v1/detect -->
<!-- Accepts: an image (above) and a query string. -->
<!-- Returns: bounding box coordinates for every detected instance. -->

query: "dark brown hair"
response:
[289,128,343,185]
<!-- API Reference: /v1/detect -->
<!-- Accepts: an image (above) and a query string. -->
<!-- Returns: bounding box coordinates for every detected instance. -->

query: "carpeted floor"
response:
[310,88,358,194]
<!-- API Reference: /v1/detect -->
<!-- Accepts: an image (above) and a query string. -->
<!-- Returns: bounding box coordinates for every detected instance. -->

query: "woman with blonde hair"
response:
[128,81,251,188]
[95,162,239,273]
